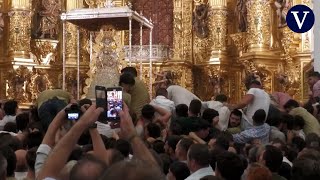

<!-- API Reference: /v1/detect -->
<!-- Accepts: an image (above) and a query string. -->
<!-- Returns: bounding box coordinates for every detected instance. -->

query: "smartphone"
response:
[95,86,106,109]
[106,87,123,121]
[67,112,79,120]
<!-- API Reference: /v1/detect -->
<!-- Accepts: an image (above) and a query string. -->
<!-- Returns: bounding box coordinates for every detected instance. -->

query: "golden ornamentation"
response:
[37,0,61,39]
[193,3,209,39]
[83,26,123,99]
[6,66,31,103]
[235,0,248,32]
[85,0,97,8]
[246,0,271,51]
[279,27,300,97]
[209,8,227,52]
[66,69,87,98]
[230,32,248,56]
[30,39,59,65]
[182,0,193,61]
[0,12,3,39]
[66,22,78,58]
[28,68,53,102]
[8,10,31,55]
[274,0,291,28]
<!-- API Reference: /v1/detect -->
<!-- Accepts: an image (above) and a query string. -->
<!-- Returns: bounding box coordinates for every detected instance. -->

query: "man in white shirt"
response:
[167,85,201,107]
[231,80,270,129]
[0,100,18,131]
[186,144,214,180]
[150,88,175,116]
[202,94,231,131]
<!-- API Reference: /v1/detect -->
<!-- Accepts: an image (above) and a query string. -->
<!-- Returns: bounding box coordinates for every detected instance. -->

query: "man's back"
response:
[167,85,200,106]
[245,88,271,125]
[289,107,320,136]
[130,77,150,118]
[150,96,175,114]
[233,123,271,144]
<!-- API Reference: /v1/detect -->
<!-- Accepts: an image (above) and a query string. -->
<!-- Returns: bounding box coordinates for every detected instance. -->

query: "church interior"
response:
[0,0,314,107]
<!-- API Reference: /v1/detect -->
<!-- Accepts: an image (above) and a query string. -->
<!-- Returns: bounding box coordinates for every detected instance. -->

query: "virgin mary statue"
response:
[83,27,125,99]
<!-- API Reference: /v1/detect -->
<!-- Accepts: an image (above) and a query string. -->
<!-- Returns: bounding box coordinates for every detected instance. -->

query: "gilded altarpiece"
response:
[0,0,315,105]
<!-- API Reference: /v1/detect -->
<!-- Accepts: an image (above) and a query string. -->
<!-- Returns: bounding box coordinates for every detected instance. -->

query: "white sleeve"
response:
[218,107,231,131]
[246,88,256,95]
[35,144,52,176]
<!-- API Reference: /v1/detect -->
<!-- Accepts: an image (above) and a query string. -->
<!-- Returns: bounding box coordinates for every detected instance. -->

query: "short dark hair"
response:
[15,112,29,132]
[152,140,165,154]
[293,115,305,129]
[216,152,244,180]
[284,99,300,109]
[292,158,320,180]
[0,146,16,177]
[115,139,131,157]
[215,94,228,102]
[305,133,320,148]
[193,119,211,131]
[188,144,210,167]
[100,159,165,180]
[147,123,161,139]
[292,136,306,152]
[156,88,168,97]
[166,135,182,151]
[189,99,202,115]
[169,161,190,180]
[141,104,155,120]
[108,149,125,165]
[119,73,135,86]
[121,67,138,77]
[26,131,43,149]
[263,145,283,172]
[169,121,183,135]
[3,100,18,116]
[307,71,320,78]
[175,104,188,117]
[216,132,232,151]
[177,138,194,154]
[230,109,242,118]
[26,147,37,171]
[3,122,17,133]
[70,155,107,180]
[202,108,219,124]
[252,109,266,125]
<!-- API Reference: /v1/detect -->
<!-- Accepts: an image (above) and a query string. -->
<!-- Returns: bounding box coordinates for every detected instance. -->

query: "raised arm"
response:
[37,105,103,179]
[152,105,172,124]
[233,94,254,110]
[120,103,158,166]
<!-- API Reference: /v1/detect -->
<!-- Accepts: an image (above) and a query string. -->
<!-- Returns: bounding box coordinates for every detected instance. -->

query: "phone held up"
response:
[65,104,82,121]
[95,85,123,122]
[106,87,123,121]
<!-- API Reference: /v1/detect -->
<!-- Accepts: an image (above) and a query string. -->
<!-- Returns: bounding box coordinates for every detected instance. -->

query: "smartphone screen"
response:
[67,113,79,120]
[106,87,123,120]
[95,86,106,109]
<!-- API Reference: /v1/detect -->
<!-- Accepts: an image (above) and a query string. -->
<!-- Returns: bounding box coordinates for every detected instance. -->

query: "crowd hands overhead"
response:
[0,67,320,180]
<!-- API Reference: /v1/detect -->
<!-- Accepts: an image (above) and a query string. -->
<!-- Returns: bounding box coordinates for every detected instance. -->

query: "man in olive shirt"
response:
[37,89,74,130]
[121,67,150,118]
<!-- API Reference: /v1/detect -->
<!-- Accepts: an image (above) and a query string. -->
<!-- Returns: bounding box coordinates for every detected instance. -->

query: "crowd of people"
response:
[0,67,320,180]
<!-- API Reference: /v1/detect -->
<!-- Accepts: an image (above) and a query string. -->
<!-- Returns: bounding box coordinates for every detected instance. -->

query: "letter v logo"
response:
[291,11,309,29]
[287,5,315,33]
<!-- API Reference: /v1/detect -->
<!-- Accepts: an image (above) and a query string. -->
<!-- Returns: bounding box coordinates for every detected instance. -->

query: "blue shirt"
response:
[233,123,271,144]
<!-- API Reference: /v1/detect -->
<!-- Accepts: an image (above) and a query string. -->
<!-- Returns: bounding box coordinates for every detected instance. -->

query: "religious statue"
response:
[193,3,209,39]
[274,0,290,28]
[0,13,4,38]
[37,0,61,39]
[235,0,248,32]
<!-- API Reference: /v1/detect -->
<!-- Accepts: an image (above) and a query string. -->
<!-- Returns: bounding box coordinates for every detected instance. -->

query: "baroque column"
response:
[246,0,271,52]
[4,0,32,59]
[209,0,227,60]
[65,0,83,63]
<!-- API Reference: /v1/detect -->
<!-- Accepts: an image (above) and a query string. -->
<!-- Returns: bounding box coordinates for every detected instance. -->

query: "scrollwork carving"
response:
[35,0,61,39]
[8,11,31,53]
[28,69,53,102]
[6,66,32,103]
[193,3,209,39]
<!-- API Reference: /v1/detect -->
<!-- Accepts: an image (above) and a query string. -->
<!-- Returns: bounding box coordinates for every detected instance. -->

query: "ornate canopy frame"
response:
[61,5,154,99]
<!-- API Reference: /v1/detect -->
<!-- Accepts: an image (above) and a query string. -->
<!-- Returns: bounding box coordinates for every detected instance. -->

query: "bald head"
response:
[15,150,27,172]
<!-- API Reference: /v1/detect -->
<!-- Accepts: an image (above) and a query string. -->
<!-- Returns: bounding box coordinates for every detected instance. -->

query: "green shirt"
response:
[227,126,242,134]
[129,77,150,118]
[290,107,320,136]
